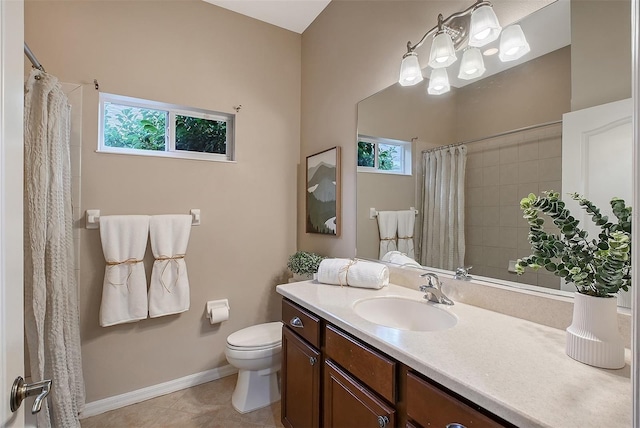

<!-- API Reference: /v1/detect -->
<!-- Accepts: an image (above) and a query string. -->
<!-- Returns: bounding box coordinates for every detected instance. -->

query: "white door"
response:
[562,98,633,307]
[0,0,25,425]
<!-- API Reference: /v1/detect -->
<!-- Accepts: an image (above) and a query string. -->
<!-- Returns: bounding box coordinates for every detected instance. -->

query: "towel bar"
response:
[85,209,201,229]
[369,207,418,220]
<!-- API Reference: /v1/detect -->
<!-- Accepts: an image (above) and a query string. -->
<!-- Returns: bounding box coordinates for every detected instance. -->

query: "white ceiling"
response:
[202,0,331,34]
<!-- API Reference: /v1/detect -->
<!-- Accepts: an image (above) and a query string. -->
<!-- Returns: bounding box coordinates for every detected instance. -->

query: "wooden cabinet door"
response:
[282,326,321,428]
[324,359,395,428]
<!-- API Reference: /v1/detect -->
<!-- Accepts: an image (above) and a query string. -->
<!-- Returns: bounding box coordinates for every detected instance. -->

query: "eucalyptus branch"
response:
[516,191,632,297]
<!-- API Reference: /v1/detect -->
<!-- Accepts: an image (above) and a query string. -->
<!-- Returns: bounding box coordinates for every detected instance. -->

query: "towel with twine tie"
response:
[148,215,192,317]
[99,215,150,327]
[317,258,389,289]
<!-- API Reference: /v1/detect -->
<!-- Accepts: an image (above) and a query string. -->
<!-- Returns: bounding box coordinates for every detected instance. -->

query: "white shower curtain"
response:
[24,69,85,428]
[419,145,466,270]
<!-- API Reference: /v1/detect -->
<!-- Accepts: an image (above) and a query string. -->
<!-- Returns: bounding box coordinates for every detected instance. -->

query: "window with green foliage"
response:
[357,136,411,175]
[99,93,234,161]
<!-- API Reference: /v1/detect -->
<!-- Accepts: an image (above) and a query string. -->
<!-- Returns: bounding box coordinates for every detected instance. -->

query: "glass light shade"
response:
[469,5,502,47]
[499,25,531,62]
[428,31,457,69]
[427,68,450,95]
[458,48,486,80]
[398,52,424,86]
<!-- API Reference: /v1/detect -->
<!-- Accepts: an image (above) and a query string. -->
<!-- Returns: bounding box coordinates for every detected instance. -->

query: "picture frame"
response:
[306,146,341,236]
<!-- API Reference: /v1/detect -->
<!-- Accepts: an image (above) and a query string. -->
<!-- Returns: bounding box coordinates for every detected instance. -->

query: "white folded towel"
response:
[148,215,192,317]
[317,258,389,289]
[381,251,422,268]
[99,215,150,327]
[397,210,416,259]
[377,211,398,259]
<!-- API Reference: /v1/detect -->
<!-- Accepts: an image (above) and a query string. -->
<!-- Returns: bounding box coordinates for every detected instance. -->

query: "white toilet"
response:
[225,321,283,413]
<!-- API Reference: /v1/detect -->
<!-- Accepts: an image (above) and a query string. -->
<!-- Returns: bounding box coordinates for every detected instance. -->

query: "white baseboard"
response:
[80,364,238,419]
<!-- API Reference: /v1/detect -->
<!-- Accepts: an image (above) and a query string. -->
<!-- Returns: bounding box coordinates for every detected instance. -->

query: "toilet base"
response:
[231,368,281,414]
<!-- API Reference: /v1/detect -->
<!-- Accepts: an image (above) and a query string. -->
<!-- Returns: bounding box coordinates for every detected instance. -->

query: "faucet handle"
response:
[454,266,473,280]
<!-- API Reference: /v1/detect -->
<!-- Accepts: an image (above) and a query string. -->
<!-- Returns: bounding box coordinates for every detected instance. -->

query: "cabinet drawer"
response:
[406,372,505,428]
[282,299,321,348]
[325,324,396,403]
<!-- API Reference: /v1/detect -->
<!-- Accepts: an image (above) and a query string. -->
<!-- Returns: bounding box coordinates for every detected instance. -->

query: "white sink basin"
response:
[353,296,458,332]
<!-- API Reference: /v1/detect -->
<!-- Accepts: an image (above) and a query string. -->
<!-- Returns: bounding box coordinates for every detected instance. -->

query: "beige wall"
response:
[26,0,300,401]
[571,0,631,111]
[456,47,572,142]
[299,0,552,259]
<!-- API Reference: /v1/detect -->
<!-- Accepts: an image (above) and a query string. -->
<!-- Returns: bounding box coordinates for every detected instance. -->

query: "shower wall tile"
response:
[499,184,518,206]
[539,157,562,181]
[483,166,500,186]
[518,160,539,183]
[499,145,518,164]
[518,141,539,161]
[482,149,500,167]
[481,186,500,207]
[499,163,519,185]
[467,168,484,188]
[464,123,562,291]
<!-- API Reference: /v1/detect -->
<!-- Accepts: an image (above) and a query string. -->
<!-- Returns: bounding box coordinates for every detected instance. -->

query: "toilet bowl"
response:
[225,321,283,414]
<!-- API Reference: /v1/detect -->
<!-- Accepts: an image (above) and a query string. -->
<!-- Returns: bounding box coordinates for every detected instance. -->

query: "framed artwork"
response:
[306,146,341,236]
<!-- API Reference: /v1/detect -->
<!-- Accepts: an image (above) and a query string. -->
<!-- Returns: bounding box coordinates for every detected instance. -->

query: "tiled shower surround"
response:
[464,123,562,290]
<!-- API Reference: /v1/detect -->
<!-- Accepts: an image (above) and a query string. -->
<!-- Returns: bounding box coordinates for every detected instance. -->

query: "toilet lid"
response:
[227,321,283,349]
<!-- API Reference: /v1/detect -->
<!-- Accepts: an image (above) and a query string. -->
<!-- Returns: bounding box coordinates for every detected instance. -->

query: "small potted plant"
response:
[287,251,325,282]
[516,191,631,368]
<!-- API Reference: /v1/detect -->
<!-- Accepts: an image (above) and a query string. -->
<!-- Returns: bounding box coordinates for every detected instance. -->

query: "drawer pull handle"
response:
[309,357,317,366]
[377,415,390,428]
[290,316,304,328]
[446,424,467,428]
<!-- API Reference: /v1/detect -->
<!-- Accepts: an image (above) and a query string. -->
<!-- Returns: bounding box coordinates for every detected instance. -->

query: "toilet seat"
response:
[226,321,282,350]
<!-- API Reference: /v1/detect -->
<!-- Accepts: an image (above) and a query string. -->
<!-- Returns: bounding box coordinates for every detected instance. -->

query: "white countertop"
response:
[276,281,631,428]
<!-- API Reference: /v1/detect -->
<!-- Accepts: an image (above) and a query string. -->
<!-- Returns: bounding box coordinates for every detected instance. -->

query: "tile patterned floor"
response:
[80,374,284,428]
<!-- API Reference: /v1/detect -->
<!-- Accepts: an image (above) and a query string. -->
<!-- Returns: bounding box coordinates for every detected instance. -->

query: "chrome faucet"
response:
[419,273,454,305]
[453,266,473,281]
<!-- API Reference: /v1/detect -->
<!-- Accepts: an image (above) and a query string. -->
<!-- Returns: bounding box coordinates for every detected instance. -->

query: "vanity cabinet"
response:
[281,300,321,428]
[281,298,512,428]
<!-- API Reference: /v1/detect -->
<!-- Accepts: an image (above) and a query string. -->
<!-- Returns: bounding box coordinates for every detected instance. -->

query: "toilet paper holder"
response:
[206,299,230,323]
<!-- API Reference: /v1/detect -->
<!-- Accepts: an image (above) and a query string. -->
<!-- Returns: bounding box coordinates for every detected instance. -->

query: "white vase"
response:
[566,292,625,369]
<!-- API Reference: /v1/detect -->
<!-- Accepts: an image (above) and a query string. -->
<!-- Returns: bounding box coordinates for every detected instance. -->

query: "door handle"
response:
[10,376,52,414]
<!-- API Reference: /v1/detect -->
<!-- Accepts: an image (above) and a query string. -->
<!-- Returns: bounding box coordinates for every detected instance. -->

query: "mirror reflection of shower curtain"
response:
[24,69,85,428]
[419,145,466,270]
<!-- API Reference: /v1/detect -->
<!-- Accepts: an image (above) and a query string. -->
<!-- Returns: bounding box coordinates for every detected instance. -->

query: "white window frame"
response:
[98,92,235,162]
[357,135,412,175]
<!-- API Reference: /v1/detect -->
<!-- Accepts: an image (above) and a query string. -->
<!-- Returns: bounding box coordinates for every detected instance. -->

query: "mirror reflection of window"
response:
[357,135,411,175]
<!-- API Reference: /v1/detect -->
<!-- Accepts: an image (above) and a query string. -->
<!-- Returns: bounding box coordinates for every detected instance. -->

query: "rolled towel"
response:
[317,258,389,289]
[381,251,422,268]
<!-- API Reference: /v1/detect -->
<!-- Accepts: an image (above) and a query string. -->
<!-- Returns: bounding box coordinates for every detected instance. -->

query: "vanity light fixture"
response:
[498,24,531,62]
[427,68,450,95]
[399,51,424,86]
[458,47,485,80]
[397,0,530,94]
[427,15,457,69]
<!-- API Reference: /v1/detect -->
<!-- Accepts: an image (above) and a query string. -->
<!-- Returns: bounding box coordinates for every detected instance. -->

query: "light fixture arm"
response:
[405,0,493,53]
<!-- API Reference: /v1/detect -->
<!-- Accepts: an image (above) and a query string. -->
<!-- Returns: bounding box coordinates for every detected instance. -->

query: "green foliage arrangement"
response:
[516,191,632,297]
[104,107,227,154]
[287,251,325,276]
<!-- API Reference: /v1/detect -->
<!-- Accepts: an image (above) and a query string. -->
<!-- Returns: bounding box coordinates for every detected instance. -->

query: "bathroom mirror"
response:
[356,0,632,302]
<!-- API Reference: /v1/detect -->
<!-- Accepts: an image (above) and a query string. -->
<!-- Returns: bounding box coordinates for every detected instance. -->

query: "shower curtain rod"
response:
[24,42,45,72]
[421,119,563,153]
